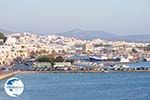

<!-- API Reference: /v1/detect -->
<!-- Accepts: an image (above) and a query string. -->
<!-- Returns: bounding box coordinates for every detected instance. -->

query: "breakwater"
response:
[0,71,20,80]
[1,67,150,80]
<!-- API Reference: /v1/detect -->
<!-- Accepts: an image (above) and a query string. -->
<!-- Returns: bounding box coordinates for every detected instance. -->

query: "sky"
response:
[0,0,150,35]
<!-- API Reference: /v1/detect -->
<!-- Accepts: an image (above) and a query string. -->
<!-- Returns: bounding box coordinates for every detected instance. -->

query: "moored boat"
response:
[89,56,107,61]
[120,57,129,63]
[144,58,150,62]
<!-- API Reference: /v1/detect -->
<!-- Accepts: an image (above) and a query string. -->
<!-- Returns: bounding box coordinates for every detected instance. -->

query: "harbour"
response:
[1,61,150,81]
[0,0,150,99]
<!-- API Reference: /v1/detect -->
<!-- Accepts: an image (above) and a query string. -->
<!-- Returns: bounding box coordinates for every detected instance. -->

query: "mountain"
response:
[56,29,118,40]
[56,29,150,42]
[1,28,150,42]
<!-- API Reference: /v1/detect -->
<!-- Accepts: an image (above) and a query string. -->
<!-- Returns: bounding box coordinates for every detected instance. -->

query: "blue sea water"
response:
[127,61,150,68]
[1,72,150,100]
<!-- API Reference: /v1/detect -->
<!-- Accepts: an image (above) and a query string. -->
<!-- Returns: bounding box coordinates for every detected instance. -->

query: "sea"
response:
[0,62,150,100]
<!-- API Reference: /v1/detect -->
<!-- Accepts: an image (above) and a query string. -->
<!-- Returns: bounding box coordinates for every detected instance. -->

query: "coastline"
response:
[1,70,150,80]
[0,71,20,80]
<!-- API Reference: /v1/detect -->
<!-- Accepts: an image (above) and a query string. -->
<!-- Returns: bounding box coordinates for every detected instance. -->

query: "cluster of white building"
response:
[0,33,79,66]
[0,32,150,67]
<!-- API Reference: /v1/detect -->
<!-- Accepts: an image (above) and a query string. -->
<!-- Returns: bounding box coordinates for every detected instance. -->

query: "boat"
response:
[110,64,118,68]
[89,56,107,61]
[144,58,150,62]
[122,65,129,68]
[110,64,129,69]
[120,57,129,63]
[104,70,109,73]
[112,57,120,61]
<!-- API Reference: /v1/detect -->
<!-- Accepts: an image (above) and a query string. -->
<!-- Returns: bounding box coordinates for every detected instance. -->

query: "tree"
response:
[62,50,66,54]
[51,50,56,55]
[54,56,64,62]
[0,32,5,39]
[0,32,7,43]
[30,51,37,58]
[36,55,50,62]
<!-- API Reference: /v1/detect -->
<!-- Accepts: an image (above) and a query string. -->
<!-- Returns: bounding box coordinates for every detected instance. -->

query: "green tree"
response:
[0,32,7,43]
[0,32,5,39]
[36,55,50,62]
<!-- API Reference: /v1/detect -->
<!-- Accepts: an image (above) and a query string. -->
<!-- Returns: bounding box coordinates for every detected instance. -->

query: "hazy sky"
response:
[0,0,150,34]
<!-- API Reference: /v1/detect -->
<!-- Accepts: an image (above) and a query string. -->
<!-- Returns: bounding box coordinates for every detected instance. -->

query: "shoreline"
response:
[0,71,20,80]
[1,70,150,80]
[8,70,150,74]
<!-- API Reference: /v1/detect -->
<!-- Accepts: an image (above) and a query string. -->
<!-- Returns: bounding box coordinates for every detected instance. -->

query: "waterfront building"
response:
[33,62,52,68]
[54,62,72,68]
[5,36,17,45]
[84,42,93,53]
[0,39,3,44]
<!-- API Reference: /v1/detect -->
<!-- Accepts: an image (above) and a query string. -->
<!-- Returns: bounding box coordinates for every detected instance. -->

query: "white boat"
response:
[144,58,150,62]
[122,65,129,68]
[104,70,109,73]
[111,64,129,69]
[120,57,129,63]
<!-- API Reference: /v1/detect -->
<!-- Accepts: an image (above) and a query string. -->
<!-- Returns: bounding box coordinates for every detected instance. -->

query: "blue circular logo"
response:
[4,77,24,97]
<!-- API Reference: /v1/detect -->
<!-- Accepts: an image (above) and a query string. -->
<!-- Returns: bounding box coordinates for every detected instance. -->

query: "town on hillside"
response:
[1,32,150,74]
